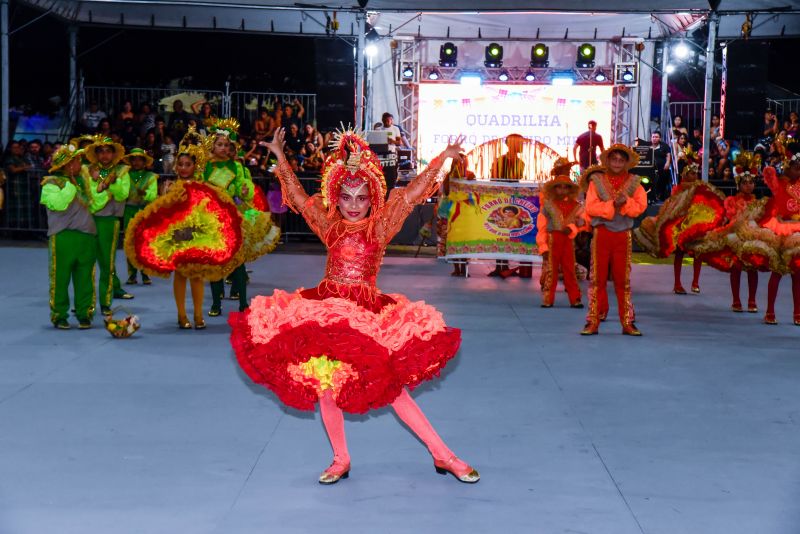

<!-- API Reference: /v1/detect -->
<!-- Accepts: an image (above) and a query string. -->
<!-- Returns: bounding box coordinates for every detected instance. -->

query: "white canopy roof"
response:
[20,0,800,39]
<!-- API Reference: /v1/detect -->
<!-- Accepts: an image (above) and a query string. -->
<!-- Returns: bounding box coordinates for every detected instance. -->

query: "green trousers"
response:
[210,264,248,312]
[123,205,146,280]
[94,215,124,309]
[49,230,97,323]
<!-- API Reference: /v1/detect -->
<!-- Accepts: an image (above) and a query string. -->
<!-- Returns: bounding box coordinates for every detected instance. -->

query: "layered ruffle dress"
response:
[124,179,248,280]
[633,181,726,258]
[229,157,461,414]
[734,167,800,274]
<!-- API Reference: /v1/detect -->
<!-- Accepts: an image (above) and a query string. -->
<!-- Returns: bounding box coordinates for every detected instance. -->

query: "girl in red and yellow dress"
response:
[124,131,247,329]
[746,151,800,325]
[536,175,586,308]
[633,164,726,294]
[229,128,479,485]
[692,168,765,312]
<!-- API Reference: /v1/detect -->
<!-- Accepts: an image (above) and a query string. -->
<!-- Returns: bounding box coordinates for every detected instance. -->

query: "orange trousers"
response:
[541,232,581,306]
[587,226,635,327]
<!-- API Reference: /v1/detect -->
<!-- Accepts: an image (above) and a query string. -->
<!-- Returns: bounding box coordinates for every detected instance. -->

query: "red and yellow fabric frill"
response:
[229,289,460,414]
[633,182,726,258]
[124,180,246,280]
[691,195,768,272]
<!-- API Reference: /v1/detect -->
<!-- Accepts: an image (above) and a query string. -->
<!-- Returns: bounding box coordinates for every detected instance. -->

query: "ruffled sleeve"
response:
[274,160,331,239]
[536,212,549,253]
[40,180,76,211]
[585,182,615,220]
[375,154,447,244]
[108,165,130,202]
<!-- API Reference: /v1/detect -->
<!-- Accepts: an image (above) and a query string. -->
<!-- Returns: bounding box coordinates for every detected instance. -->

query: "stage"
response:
[0,245,798,534]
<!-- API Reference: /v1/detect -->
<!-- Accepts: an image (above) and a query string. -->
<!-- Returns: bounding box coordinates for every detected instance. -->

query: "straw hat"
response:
[49,143,85,173]
[550,157,578,177]
[85,137,126,167]
[543,175,579,199]
[598,143,640,171]
[122,148,154,168]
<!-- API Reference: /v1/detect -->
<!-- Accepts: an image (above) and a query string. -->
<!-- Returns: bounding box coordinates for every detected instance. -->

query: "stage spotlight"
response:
[665,64,676,74]
[673,41,689,59]
[640,176,651,185]
[485,42,503,68]
[621,68,635,82]
[401,64,414,80]
[498,69,510,82]
[551,72,574,86]
[365,44,378,57]
[576,43,596,68]
[530,43,549,67]
[593,70,607,82]
[439,42,458,67]
[459,73,483,86]
[524,69,536,82]
[427,68,441,80]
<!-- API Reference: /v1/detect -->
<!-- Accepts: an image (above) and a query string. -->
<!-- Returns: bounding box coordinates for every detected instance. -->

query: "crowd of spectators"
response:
[70,97,331,177]
[666,109,799,188]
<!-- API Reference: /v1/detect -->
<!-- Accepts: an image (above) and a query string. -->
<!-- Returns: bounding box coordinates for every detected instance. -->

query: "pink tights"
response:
[319,388,471,476]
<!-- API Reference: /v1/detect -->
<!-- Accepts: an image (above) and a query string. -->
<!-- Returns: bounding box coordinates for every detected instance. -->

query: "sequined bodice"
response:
[323,223,384,287]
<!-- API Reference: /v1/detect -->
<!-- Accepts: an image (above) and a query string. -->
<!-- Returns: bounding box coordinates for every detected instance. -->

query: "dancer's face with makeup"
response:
[338,183,371,222]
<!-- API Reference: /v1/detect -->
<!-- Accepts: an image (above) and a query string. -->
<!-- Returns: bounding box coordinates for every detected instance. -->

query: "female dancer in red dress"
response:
[229,129,479,484]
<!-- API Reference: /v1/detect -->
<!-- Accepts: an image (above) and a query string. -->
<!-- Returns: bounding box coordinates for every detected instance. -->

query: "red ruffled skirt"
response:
[229,286,461,414]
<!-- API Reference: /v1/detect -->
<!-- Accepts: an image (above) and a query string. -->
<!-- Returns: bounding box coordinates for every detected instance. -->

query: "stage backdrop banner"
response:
[417,84,613,169]
[443,180,540,261]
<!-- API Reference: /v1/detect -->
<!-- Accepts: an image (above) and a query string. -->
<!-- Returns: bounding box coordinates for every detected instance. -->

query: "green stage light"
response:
[484,43,504,67]
[439,42,458,67]
[576,43,596,68]
[531,43,549,67]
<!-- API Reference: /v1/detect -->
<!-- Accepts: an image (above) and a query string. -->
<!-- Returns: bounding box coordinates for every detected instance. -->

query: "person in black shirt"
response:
[649,131,672,201]
[167,99,192,141]
[572,120,605,171]
[284,123,304,155]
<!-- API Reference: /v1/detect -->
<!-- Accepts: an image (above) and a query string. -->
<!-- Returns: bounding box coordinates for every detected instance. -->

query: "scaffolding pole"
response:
[1,0,10,148]
[355,13,366,130]
[701,12,718,182]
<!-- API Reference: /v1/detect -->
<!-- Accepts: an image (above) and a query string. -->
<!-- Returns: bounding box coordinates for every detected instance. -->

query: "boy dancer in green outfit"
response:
[40,144,97,329]
[84,137,133,315]
[122,148,158,285]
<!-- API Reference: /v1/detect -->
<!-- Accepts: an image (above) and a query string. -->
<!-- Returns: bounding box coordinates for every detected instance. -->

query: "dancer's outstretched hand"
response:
[265,128,286,158]
[443,135,466,159]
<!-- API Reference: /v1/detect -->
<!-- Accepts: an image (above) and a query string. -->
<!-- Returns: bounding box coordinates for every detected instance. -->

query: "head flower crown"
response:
[177,126,210,174]
[209,117,240,142]
[320,125,387,215]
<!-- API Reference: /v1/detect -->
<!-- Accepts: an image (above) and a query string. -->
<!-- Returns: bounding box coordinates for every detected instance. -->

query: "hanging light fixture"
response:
[485,43,504,68]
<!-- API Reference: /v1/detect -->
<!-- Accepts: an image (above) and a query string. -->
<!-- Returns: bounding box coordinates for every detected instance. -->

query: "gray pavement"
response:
[0,246,798,534]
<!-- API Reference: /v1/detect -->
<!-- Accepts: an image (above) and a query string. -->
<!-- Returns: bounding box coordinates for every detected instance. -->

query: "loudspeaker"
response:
[314,38,355,129]
[722,40,769,140]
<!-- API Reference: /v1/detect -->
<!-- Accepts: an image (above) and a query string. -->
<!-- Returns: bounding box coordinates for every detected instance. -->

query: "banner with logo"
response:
[442,180,540,260]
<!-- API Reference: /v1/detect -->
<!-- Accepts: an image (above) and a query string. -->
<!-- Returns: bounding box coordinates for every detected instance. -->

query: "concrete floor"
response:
[0,245,798,534]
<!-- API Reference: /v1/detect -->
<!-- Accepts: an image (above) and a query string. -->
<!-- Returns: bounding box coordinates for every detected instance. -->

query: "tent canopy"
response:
[18,0,800,39]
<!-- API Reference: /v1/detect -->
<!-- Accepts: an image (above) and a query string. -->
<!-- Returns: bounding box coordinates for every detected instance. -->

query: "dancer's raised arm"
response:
[268,128,310,213]
[377,136,465,243]
[402,136,465,204]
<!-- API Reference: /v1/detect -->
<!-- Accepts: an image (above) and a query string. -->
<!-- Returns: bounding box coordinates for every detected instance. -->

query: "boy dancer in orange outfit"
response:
[537,175,586,308]
[581,144,648,336]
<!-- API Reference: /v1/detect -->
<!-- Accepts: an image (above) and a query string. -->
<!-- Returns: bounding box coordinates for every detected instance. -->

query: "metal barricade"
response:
[668,101,721,132]
[0,169,49,235]
[768,98,800,119]
[228,92,317,134]
[81,86,225,128]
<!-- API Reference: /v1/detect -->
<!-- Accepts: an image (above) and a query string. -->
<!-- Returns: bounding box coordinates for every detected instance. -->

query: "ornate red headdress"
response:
[320,128,387,217]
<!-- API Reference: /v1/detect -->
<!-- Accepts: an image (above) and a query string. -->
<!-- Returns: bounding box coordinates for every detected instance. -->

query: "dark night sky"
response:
[6,1,800,113]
